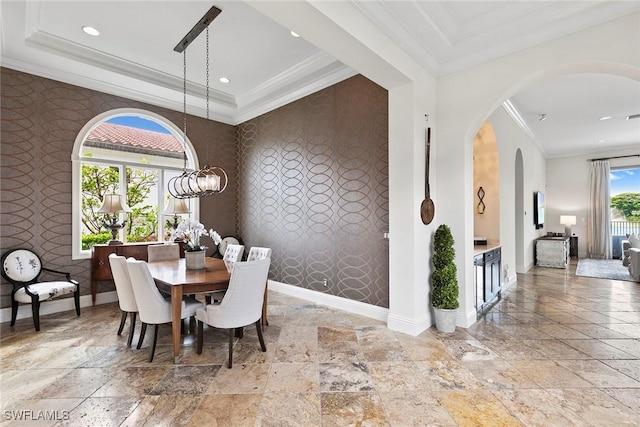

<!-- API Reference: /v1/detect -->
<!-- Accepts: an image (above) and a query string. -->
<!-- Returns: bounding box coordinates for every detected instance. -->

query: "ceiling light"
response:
[219,77,230,84]
[538,114,547,121]
[168,6,227,199]
[599,116,612,121]
[82,26,100,36]
[598,139,605,143]
[290,30,300,38]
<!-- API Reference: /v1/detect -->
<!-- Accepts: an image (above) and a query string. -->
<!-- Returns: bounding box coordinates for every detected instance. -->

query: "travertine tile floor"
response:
[1,261,639,426]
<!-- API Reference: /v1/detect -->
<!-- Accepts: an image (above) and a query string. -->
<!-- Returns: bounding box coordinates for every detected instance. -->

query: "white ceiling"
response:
[2,1,639,158]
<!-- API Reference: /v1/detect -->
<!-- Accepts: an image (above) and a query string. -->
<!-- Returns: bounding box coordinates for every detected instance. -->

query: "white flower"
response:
[175,218,220,252]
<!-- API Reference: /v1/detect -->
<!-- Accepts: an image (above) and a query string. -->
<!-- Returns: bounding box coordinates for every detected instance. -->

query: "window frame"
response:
[72,108,200,260]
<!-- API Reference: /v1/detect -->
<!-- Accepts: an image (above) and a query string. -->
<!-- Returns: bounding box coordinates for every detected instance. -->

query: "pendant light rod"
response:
[174,5,222,53]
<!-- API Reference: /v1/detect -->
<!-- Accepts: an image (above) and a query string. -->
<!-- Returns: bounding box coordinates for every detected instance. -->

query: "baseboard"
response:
[503,274,517,291]
[387,312,431,336]
[459,308,477,328]
[268,280,389,322]
[0,291,118,324]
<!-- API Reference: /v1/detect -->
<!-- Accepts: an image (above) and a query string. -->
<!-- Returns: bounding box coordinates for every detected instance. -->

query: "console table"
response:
[535,236,569,268]
[91,242,184,304]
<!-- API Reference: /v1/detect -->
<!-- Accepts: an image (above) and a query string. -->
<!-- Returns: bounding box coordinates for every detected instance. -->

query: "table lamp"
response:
[98,193,132,245]
[560,215,576,237]
[164,197,190,241]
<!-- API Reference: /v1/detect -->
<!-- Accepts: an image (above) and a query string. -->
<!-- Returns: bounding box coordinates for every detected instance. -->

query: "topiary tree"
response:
[430,224,459,309]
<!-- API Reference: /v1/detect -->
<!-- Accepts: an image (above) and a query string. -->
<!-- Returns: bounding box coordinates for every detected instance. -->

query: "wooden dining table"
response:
[146,257,230,363]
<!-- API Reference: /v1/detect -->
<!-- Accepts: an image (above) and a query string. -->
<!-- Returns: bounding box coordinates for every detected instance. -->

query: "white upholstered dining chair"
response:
[247,247,272,325]
[222,244,244,272]
[196,258,270,368]
[108,254,140,347]
[147,244,180,263]
[206,243,245,304]
[126,258,203,362]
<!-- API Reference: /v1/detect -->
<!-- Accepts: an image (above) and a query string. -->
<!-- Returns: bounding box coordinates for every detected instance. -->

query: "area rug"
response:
[575,259,637,282]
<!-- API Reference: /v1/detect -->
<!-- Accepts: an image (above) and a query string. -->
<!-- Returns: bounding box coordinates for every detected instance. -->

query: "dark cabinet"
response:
[474,246,501,316]
[91,242,183,304]
[570,236,578,258]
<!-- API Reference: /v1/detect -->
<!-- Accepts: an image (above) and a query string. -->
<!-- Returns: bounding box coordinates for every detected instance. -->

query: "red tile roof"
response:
[86,122,183,153]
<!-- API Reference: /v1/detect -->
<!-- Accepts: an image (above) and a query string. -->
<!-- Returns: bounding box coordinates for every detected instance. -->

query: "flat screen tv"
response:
[534,191,545,229]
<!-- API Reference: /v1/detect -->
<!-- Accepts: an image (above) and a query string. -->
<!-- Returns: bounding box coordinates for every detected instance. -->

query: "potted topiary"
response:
[430,224,459,333]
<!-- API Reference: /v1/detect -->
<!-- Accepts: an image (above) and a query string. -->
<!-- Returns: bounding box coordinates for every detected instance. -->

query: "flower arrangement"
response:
[175,218,221,252]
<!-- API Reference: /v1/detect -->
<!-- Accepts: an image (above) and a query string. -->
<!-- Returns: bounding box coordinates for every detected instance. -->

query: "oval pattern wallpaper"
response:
[237,75,389,308]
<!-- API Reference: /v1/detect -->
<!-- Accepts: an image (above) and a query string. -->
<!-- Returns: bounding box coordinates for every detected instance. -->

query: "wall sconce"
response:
[560,215,576,237]
[477,187,485,214]
[98,193,131,245]
[164,197,190,240]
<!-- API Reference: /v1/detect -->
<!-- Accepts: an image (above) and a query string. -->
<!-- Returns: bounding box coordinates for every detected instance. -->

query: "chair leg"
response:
[189,316,196,335]
[227,329,234,368]
[262,281,269,327]
[255,319,267,352]
[31,298,41,332]
[149,324,159,362]
[117,311,127,336]
[74,289,81,316]
[10,299,18,326]
[127,312,137,347]
[197,320,204,354]
[137,323,147,349]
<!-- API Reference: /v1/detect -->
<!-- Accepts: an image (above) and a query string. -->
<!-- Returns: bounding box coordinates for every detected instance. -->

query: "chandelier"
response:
[168,5,228,199]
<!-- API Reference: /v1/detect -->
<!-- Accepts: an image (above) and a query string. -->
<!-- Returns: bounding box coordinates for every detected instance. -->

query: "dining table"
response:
[146,257,230,363]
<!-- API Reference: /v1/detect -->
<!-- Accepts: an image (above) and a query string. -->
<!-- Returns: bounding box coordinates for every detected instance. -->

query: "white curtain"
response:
[587,160,612,259]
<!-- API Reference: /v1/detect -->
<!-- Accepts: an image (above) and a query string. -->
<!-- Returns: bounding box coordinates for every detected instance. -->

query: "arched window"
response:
[71,109,200,259]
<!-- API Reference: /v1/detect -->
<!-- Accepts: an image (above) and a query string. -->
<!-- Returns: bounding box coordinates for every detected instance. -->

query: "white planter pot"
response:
[185,250,206,270]
[433,307,457,333]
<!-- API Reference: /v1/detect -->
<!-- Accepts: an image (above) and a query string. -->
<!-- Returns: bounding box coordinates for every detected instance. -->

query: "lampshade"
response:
[560,215,576,226]
[163,197,190,215]
[98,194,131,214]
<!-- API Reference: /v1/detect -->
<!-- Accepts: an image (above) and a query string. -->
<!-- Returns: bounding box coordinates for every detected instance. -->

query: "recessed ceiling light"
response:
[82,26,100,36]
[599,116,612,121]
[290,30,300,38]
[598,139,606,143]
[219,77,230,84]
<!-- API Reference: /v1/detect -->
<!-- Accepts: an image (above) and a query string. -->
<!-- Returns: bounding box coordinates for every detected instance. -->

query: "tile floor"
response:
[1,261,639,426]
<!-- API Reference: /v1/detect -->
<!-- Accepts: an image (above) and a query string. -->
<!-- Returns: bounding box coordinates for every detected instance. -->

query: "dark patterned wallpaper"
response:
[237,75,389,308]
[0,67,236,308]
[1,69,388,311]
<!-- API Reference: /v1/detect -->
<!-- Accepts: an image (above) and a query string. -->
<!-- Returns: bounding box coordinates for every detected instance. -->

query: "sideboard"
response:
[535,236,569,268]
[91,242,184,304]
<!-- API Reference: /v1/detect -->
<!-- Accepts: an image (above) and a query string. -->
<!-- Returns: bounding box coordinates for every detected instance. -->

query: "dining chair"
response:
[247,247,272,326]
[147,244,180,263]
[223,244,245,270]
[1,248,80,331]
[108,254,140,347]
[206,243,245,304]
[126,258,204,362]
[196,258,270,368]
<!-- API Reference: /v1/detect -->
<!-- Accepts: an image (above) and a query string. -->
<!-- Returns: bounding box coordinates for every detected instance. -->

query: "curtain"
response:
[587,160,612,259]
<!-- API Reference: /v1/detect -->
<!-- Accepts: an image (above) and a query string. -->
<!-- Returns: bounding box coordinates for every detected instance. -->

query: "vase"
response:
[185,250,206,270]
[433,307,457,333]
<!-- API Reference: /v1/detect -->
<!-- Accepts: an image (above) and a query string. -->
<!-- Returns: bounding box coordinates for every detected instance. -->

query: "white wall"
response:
[488,107,547,277]
[547,147,640,258]
[437,13,640,327]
